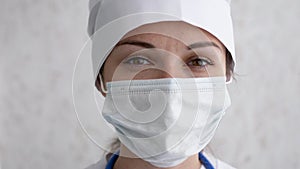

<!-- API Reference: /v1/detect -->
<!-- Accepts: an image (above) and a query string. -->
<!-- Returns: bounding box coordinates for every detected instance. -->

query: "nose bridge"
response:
[147,37,190,78]
[156,51,186,78]
[158,37,189,77]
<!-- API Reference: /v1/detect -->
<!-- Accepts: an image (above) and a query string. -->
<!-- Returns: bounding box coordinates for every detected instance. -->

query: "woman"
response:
[86,0,236,168]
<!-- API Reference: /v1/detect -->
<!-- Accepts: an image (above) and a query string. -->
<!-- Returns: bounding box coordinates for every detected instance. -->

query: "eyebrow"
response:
[115,39,221,50]
[187,42,221,50]
[116,40,155,48]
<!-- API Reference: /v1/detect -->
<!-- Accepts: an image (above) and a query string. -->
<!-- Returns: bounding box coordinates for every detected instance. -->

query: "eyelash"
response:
[123,55,153,65]
[123,55,213,68]
[187,56,214,68]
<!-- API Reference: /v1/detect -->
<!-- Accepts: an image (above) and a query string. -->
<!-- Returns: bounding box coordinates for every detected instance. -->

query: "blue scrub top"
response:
[105,151,214,169]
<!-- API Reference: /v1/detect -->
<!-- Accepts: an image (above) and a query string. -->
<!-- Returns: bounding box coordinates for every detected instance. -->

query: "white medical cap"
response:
[88,0,236,80]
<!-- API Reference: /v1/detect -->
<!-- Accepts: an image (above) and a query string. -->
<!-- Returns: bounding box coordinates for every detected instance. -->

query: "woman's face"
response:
[101,21,226,87]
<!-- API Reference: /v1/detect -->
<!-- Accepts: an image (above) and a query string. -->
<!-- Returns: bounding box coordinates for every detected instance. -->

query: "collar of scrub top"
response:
[105,150,214,169]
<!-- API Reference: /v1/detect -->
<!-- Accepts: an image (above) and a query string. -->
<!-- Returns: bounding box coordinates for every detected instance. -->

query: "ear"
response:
[226,74,233,84]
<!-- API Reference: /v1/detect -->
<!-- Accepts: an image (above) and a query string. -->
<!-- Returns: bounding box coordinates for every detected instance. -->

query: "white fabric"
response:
[85,152,236,169]
[101,77,231,167]
[88,0,235,79]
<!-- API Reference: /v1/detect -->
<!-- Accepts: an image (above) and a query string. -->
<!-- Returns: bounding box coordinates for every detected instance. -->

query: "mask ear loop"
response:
[225,77,232,84]
[99,74,108,94]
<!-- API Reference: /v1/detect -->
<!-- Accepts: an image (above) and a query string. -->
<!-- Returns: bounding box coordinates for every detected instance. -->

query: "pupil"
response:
[135,59,141,64]
[194,60,202,66]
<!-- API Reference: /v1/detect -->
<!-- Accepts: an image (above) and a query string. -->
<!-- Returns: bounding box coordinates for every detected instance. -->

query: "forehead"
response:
[121,21,224,48]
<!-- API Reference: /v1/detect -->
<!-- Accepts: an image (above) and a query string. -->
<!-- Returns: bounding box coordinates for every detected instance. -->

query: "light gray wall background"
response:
[0,0,299,169]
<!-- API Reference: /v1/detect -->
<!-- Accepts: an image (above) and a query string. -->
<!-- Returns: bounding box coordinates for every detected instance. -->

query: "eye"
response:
[124,55,152,65]
[187,57,213,68]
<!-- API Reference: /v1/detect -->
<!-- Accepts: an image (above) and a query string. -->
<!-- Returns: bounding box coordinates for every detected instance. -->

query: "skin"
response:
[97,21,227,169]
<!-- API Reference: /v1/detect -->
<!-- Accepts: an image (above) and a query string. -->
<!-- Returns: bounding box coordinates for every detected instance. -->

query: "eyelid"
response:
[187,55,214,65]
[123,54,154,65]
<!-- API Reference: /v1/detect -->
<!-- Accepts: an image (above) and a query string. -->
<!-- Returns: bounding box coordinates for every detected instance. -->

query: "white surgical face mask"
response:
[102,77,231,168]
